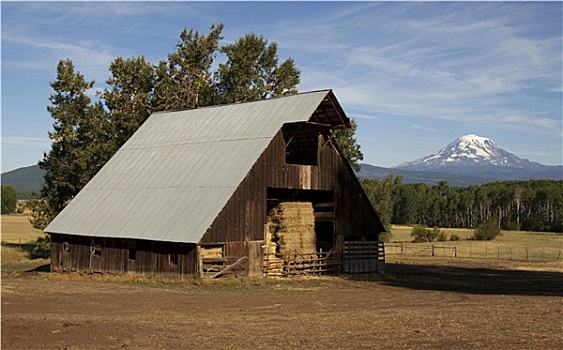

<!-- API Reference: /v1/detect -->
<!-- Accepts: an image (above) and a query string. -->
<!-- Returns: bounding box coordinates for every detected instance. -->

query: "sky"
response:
[2,1,562,173]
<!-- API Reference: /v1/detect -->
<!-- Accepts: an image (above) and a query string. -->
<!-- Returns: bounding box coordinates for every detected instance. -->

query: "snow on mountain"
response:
[396,134,533,169]
[393,135,562,181]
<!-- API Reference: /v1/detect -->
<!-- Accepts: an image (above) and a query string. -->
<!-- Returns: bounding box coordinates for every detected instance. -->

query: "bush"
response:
[29,235,51,259]
[379,231,393,243]
[411,226,443,243]
[473,218,501,241]
[450,234,461,241]
[437,230,448,242]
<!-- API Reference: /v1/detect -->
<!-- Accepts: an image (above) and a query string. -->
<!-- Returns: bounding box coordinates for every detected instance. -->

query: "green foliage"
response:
[378,179,563,233]
[450,234,461,241]
[153,23,224,110]
[102,56,156,152]
[27,195,56,230]
[1,185,17,214]
[361,174,395,233]
[335,119,363,172]
[378,231,393,243]
[29,235,51,259]
[216,33,300,103]
[38,59,110,221]
[410,226,443,243]
[473,218,501,241]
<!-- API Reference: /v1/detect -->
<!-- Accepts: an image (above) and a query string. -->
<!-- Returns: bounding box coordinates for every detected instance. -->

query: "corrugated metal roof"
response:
[45,90,340,243]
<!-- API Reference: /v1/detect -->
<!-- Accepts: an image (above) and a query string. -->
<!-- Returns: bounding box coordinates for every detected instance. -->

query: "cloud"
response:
[2,32,116,80]
[411,124,435,132]
[2,137,51,149]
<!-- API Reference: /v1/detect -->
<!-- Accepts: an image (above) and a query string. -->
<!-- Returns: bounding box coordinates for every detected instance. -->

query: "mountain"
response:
[393,134,563,181]
[356,164,497,186]
[1,165,45,199]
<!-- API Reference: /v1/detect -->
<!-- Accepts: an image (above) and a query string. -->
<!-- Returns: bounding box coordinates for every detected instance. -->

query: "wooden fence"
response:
[386,243,562,262]
[263,250,339,277]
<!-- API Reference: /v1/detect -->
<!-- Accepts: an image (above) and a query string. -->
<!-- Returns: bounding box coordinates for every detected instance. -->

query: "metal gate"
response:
[342,241,385,273]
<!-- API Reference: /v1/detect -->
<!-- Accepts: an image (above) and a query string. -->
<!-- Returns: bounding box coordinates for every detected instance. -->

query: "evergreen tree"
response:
[1,185,17,214]
[334,119,363,171]
[34,59,109,229]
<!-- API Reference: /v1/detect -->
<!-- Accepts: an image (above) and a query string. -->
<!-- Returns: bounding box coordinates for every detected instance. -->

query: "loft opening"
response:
[283,122,327,166]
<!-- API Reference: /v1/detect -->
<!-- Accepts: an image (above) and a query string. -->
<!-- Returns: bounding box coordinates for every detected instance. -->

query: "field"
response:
[1,216,563,349]
[388,225,563,263]
[1,211,44,244]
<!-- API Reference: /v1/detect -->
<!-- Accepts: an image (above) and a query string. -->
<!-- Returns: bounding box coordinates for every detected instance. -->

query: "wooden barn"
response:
[45,90,385,278]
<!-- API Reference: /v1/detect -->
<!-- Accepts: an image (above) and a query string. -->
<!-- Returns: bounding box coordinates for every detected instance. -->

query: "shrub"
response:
[450,234,460,241]
[473,218,501,241]
[436,230,448,242]
[411,226,443,243]
[379,231,393,243]
[29,235,51,259]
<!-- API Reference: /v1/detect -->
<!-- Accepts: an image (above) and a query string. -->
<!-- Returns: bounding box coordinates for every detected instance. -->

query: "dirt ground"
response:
[2,256,562,350]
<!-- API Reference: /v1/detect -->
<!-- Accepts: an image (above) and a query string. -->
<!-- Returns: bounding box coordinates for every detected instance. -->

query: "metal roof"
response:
[45,90,347,243]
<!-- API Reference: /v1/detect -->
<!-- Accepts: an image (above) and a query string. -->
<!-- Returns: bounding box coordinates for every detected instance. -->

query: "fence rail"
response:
[385,243,562,261]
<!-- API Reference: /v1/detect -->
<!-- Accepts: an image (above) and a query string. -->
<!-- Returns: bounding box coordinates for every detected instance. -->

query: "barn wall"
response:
[50,233,198,277]
[201,130,383,246]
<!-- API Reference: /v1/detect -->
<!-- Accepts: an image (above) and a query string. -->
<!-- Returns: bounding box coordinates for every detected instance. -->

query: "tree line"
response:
[361,176,563,233]
[31,23,363,229]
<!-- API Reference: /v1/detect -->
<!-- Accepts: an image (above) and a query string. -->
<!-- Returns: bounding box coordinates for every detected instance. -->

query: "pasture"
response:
[1,216,562,349]
[387,225,563,265]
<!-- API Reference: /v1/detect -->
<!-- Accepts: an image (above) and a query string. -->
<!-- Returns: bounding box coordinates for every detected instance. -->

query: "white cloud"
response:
[2,137,51,149]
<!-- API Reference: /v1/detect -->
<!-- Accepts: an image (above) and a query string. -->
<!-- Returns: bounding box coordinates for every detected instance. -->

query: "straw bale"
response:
[266,201,316,256]
[200,246,223,258]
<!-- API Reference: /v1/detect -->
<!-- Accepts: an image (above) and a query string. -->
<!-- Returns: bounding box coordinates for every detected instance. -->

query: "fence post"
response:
[454,246,457,258]
[401,243,404,254]
[432,245,435,257]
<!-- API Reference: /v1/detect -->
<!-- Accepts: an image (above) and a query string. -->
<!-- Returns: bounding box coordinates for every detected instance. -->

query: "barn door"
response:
[342,241,385,273]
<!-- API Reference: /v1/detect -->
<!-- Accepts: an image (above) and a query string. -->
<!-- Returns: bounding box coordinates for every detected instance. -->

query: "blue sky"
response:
[2,1,562,173]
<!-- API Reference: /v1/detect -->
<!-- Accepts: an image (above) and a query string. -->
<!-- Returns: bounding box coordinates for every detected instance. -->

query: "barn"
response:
[45,90,385,278]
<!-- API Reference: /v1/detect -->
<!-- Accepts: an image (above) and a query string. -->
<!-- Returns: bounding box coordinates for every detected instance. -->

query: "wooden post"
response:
[454,246,457,258]
[197,245,203,277]
[431,245,435,257]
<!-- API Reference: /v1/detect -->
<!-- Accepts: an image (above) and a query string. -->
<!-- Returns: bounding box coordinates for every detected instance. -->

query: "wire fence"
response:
[385,243,562,262]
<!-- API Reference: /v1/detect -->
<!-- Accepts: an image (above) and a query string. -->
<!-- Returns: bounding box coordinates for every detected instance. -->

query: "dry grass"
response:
[1,213,44,243]
[387,225,563,263]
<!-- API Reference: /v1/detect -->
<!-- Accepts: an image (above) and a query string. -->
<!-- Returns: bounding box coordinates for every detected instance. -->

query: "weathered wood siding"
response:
[201,130,383,245]
[51,233,198,277]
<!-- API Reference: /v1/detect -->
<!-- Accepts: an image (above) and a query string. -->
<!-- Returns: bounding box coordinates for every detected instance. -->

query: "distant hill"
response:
[356,164,497,186]
[1,165,45,199]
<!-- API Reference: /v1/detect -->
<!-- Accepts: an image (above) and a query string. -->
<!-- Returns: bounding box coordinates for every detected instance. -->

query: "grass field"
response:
[1,209,44,244]
[388,225,563,263]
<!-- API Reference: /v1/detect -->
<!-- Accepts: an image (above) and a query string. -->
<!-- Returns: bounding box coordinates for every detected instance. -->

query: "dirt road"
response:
[2,257,562,349]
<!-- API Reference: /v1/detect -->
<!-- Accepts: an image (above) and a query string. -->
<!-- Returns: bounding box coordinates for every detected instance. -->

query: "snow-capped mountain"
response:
[394,135,562,181]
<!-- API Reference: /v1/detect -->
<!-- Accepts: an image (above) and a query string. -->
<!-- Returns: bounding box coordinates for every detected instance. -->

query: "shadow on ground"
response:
[370,262,563,297]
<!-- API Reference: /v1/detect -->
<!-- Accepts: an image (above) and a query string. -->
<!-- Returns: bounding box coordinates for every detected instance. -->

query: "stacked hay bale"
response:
[266,201,316,257]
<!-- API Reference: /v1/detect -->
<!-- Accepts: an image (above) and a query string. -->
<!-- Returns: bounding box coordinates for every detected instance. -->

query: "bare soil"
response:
[2,256,562,350]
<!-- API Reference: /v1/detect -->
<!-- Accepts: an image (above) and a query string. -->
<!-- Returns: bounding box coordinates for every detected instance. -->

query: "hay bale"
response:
[266,201,316,256]
[200,246,223,258]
